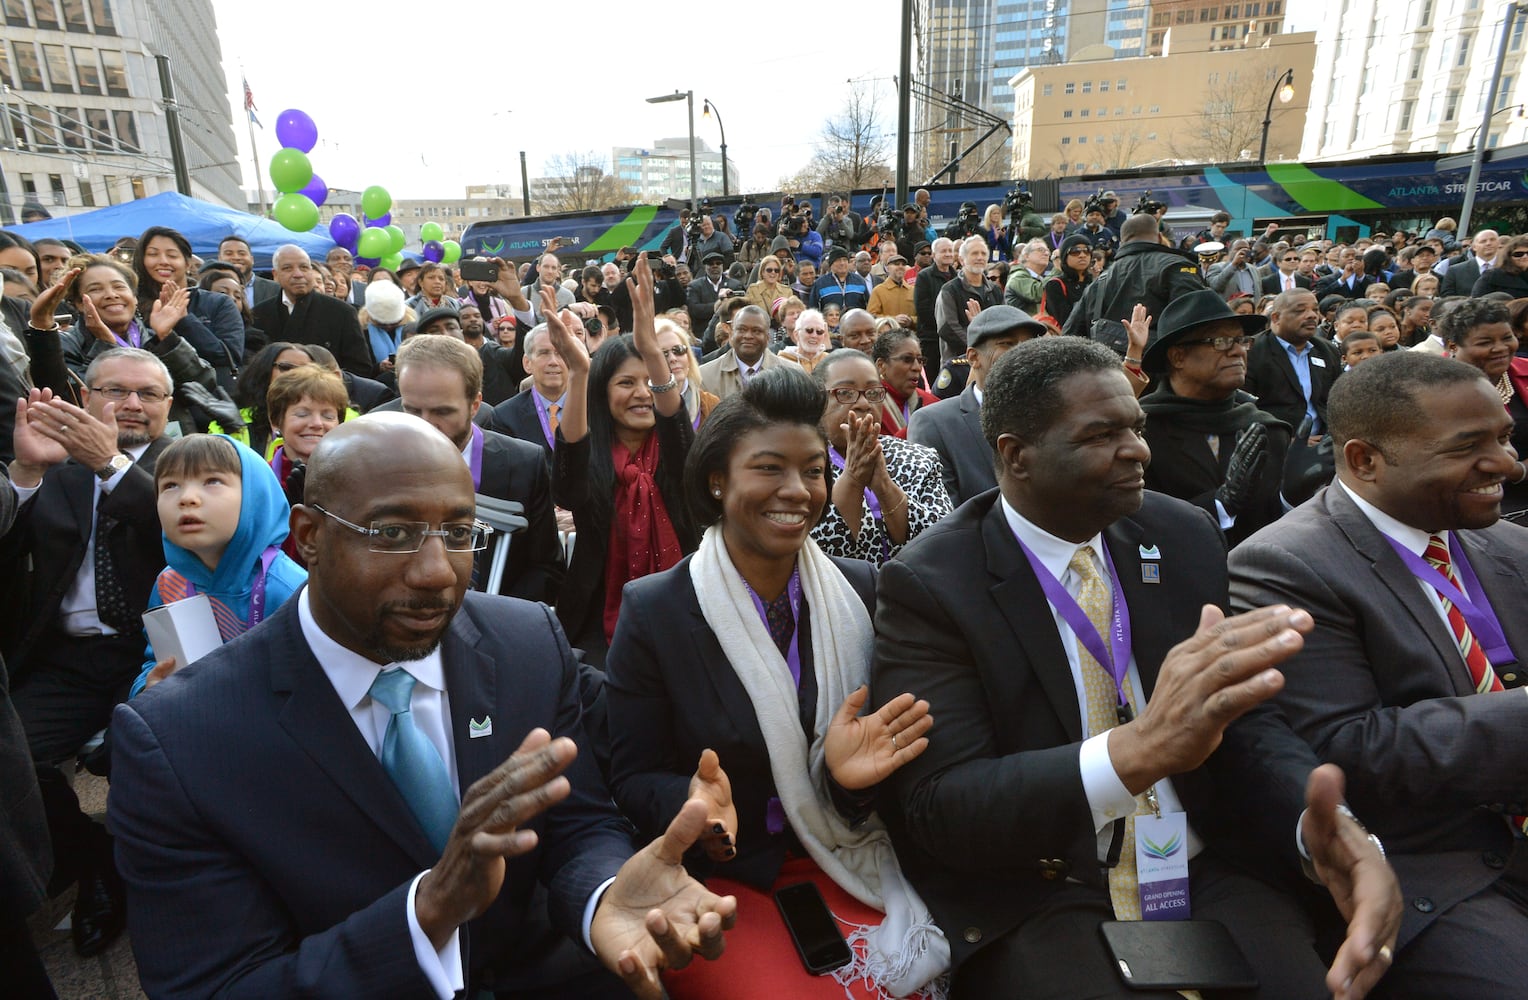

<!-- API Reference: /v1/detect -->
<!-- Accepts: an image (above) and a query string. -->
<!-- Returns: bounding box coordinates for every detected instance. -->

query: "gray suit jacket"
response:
[906,383,994,508]
[1229,484,1528,949]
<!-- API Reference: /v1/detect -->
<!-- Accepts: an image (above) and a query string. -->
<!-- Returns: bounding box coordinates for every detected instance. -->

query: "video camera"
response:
[1003,183,1035,229]
[1133,190,1166,216]
[734,198,759,235]
[685,198,713,244]
[943,201,982,240]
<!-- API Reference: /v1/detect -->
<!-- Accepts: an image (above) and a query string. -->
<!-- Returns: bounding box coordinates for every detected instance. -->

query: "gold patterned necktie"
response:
[547,402,561,438]
[1069,547,1153,921]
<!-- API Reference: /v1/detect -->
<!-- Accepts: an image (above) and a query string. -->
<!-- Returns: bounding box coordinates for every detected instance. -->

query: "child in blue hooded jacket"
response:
[131,434,307,697]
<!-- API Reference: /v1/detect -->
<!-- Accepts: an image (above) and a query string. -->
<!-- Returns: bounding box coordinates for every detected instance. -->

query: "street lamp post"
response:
[1460,2,1526,234]
[647,90,698,209]
[1259,68,1296,164]
[703,99,729,198]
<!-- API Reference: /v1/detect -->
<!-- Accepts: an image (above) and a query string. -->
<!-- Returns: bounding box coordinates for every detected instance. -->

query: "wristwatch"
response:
[95,453,133,482]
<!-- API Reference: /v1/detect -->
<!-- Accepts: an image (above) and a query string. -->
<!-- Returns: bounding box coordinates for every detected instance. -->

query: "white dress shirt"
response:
[13,441,151,636]
[1336,479,1466,634]
[1000,497,1204,862]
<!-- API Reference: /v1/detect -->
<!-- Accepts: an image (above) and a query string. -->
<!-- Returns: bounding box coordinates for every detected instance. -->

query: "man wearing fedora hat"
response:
[1140,289,1292,546]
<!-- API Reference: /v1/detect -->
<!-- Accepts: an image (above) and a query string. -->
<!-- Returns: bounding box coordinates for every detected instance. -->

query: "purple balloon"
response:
[363,212,391,229]
[328,212,360,246]
[275,109,318,153]
[356,256,381,267]
[421,240,445,263]
[299,173,329,208]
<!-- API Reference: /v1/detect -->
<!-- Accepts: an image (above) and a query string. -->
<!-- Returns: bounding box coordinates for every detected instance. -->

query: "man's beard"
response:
[117,427,153,448]
[364,597,458,662]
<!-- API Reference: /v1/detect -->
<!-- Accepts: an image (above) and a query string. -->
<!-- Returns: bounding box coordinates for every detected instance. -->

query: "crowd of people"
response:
[0,184,1525,1000]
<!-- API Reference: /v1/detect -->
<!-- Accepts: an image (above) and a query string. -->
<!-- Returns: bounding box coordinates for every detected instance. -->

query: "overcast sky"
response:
[213,0,905,201]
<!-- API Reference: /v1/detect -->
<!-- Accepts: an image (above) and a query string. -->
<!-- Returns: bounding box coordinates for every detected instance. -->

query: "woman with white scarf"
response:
[605,366,950,999]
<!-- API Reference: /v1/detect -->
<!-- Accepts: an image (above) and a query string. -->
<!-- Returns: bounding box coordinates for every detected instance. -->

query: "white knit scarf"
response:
[690,526,950,998]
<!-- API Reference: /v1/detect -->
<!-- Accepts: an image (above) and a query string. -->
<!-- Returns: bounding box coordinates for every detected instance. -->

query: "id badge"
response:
[1136,811,1190,920]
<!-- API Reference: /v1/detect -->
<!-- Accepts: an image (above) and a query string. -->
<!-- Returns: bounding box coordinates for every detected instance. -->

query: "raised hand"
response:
[149,285,190,339]
[591,799,738,999]
[1126,303,1151,360]
[541,286,590,377]
[839,411,881,489]
[490,257,530,310]
[28,394,120,471]
[1108,604,1312,794]
[10,390,70,485]
[29,267,81,330]
[1303,765,1401,1000]
[824,685,933,791]
[687,749,737,862]
[414,728,578,949]
[79,295,117,345]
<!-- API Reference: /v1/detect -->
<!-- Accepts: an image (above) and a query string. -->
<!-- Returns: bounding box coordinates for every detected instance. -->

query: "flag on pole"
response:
[242,76,261,128]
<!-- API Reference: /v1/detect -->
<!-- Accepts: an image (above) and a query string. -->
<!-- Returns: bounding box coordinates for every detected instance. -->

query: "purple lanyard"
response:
[1382,532,1516,666]
[534,392,560,452]
[114,320,144,349]
[467,423,484,490]
[828,445,882,522]
[184,546,281,627]
[742,566,803,688]
[1014,532,1135,714]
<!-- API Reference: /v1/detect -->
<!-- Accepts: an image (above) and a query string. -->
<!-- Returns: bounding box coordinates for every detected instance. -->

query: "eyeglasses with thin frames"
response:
[89,385,170,404]
[828,386,888,404]
[1179,335,1256,352]
[890,353,925,366]
[310,504,493,553]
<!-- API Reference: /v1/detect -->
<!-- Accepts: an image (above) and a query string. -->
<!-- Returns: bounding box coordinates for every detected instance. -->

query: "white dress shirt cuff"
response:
[512,306,535,327]
[1213,499,1237,530]
[407,870,464,1000]
[582,876,618,952]
[1081,730,1140,832]
[12,479,39,503]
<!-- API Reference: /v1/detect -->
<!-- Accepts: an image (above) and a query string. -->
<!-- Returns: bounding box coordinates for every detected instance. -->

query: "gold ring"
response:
[1378,945,1393,963]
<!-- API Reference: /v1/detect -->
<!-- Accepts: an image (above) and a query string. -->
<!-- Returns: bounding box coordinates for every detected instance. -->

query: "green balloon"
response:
[381,252,405,272]
[272,192,319,232]
[269,149,313,194]
[386,225,406,255]
[357,226,391,259]
[420,221,444,243]
[361,185,392,219]
[441,240,462,265]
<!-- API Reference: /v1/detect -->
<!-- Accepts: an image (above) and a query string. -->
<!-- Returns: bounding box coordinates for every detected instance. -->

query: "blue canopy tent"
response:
[6,192,334,266]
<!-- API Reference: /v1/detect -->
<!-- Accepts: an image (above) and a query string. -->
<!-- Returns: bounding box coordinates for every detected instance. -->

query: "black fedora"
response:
[1142,288,1268,374]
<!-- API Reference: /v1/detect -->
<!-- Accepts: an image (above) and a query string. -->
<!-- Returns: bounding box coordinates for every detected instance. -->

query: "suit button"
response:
[1502,672,1519,685]
[963,927,983,944]
[1483,851,1507,870]
[1412,896,1435,913]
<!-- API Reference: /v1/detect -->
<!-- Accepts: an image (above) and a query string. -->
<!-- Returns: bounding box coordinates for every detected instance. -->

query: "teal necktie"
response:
[368,668,458,853]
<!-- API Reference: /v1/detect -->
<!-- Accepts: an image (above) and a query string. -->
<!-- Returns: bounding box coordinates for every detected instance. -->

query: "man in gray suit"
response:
[1438,230,1499,298]
[908,305,1044,507]
[1230,351,1528,998]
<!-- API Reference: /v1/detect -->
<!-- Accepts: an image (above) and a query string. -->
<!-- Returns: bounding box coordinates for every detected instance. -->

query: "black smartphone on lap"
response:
[774,881,854,976]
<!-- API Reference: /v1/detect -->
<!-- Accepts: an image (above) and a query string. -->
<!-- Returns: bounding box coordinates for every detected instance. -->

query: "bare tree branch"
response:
[1168,72,1270,163]
[779,83,893,191]
[535,151,634,214]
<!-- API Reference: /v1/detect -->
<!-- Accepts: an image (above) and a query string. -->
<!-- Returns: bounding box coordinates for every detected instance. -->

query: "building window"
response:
[1118,79,1127,90]
[1512,15,1525,51]
[1418,0,1432,26]
[42,44,72,92]
[1042,83,1053,96]
[78,178,94,206]
[57,107,84,149]
[9,109,28,149]
[1149,105,1161,114]
[1081,108,1090,117]
[1408,49,1422,80]
[100,49,127,96]
[1062,136,1071,144]
[130,177,145,200]
[3,0,26,25]
[19,174,35,198]
[1098,108,1107,116]
[48,173,65,206]
[1399,100,1415,130]
[1147,132,1158,140]
[1064,109,1074,118]
[1116,106,1124,115]
[60,0,87,31]
[1496,74,1516,110]
[89,0,117,34]
[33,0,59,29]
[0,36,9,87]
[1100,80,1109,92]
[13,42,44,91]
[85,106,109,149]
[1065,82,1075,94]
[112,108,137,151]
[1079,136,1088,144]
[1082,81,1092,93]
[1444,88,1459,121]
[1457,34,1471,66]
[72,46,99,92]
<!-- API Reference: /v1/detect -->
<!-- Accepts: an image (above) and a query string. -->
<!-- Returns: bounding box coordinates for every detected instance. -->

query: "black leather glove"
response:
[1216,422,1269,517]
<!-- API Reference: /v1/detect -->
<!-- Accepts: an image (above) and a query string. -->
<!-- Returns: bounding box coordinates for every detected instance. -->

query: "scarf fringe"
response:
[833,919,952,1000]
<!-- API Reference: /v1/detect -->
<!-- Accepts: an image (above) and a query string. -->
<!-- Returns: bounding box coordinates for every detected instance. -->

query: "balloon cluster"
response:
[266,107,462,269]
[268,110,326,232]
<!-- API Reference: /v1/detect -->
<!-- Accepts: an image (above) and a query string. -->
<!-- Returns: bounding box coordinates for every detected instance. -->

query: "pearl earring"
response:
[713,488,722,497]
